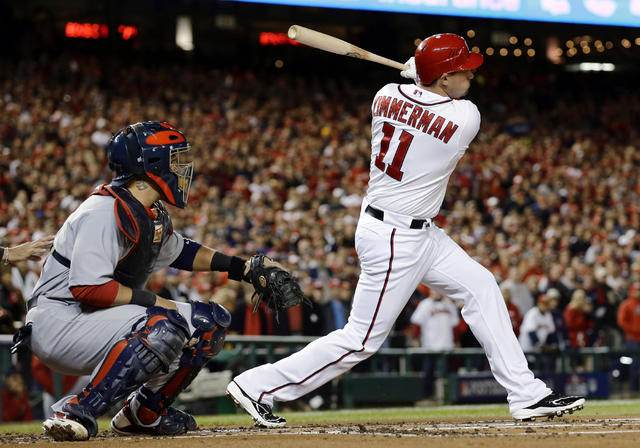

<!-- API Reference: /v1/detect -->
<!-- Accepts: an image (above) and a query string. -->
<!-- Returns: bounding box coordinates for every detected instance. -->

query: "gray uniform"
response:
[26,194,196,409]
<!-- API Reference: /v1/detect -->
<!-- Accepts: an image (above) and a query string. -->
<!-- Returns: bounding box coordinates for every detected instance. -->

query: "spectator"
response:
[546,288,568,350]
[31,356,89,418]
[410,293,459,397]
[0,236,54,266]
[502,284,522,337]
[500,265,535,315]
[1,363,33,422]
[1,55,640,348]
[617,282,640,392]
[519,294,556,352]
[564,289,594,349]
[1,269,24,333]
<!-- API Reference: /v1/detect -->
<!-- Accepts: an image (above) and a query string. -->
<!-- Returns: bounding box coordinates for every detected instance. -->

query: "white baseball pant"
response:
[235,201,551,414]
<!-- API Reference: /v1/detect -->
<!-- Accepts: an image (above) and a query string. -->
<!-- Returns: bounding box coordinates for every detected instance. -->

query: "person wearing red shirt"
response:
[1,364,33,422]
[564,289,594,349]
[617,282,640,391]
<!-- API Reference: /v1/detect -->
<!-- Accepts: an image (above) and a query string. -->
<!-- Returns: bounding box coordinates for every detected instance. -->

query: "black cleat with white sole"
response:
[226,381,286,428]
[512,393,585,421]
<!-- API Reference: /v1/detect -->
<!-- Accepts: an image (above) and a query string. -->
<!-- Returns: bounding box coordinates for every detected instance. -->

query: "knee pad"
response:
[128,302,231,421]
[141,306,190,370]
[181,301,230,369]
[64,307,189,427]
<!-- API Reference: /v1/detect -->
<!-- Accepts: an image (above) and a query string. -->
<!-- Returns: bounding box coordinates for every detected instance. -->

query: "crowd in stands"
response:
[1,55,640,403]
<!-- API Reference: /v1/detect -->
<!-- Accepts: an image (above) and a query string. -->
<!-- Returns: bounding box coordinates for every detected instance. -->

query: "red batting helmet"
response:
[414,33,484,85]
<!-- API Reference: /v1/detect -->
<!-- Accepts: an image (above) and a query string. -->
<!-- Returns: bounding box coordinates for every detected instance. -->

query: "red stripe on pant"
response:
[258,228,396,403]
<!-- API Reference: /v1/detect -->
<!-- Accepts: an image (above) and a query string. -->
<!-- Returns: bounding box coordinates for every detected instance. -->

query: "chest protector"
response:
[93,185,173,289]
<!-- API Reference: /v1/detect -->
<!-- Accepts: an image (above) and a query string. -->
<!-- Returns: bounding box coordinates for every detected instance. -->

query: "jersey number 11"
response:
[374,122,414,182]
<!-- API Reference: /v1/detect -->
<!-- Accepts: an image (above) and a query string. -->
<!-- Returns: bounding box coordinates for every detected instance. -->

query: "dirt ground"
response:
[2,416,639,448]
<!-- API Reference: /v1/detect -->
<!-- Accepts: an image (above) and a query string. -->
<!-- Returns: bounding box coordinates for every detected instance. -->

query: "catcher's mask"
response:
[107,121,194,208]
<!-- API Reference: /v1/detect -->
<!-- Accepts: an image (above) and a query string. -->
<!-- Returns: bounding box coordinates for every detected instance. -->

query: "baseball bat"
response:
[287,25,408,71]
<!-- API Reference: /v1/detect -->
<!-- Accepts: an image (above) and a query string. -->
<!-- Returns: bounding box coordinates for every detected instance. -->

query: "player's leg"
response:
[228,219,429,426]
[39,306,190,441]
[421,228,584,419]
[110,301,230,436]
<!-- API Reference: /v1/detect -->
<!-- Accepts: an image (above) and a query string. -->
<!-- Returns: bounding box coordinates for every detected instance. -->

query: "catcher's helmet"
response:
[414,33,483,85]
[106,121,194,208]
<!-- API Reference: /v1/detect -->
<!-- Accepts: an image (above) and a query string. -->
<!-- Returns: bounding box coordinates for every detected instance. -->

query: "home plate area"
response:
[3,417,640,447]
[182,417,640,438]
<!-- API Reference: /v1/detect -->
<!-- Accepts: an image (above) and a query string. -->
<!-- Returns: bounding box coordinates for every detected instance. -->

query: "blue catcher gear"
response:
[59,307,189,438]
[110,302,231,435]
[106,121,194,208]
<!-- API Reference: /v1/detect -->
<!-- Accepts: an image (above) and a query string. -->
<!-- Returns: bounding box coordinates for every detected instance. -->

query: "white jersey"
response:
[410,297,460,350]
[518,306,556,352]
[366,83,480,218]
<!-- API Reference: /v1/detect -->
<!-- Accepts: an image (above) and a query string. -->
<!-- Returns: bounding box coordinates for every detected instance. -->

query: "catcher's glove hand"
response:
[246,254,308,320]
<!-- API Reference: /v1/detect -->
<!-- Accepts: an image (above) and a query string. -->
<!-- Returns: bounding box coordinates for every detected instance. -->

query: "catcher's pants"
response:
[234,202,551,415]
[26,298,197,412]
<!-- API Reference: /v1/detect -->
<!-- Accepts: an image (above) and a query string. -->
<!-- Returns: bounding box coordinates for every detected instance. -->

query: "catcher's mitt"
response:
[246,254,307,320]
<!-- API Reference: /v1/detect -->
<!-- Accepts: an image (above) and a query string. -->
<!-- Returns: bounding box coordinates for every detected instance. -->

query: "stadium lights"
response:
[566,62,616,72]
[176,16,194,51]
[620,356,633,365]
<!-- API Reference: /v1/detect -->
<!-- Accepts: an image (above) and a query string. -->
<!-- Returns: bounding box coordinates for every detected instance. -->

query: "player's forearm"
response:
[192,246,248,280]
[71,281,167,308]
[114,284,177,308]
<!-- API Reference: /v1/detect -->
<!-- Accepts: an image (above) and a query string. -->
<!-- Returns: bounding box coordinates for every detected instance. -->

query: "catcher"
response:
[21,121,304,441]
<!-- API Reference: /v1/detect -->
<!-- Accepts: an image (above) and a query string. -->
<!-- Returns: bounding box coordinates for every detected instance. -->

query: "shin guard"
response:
[127,302,230,425]
[62,307,189,436]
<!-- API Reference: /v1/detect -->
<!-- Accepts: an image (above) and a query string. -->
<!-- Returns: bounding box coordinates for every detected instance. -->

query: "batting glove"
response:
[400,57,419,83]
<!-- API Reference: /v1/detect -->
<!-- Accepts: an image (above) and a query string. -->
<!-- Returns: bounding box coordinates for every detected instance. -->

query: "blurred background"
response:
[1,0,640,422]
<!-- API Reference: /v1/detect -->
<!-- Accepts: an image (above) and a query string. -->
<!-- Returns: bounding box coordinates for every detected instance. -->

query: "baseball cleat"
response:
[226,380,286,428]
[43,413,90,441]
[110,396,197,436]
[511,393,585,421]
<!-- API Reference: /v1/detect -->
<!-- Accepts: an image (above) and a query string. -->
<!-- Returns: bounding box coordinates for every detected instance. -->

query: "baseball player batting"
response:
[19,121,304,441]
[227,33,585,426]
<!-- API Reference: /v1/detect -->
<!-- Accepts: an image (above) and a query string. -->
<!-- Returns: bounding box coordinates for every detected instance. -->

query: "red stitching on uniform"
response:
[257,228,397,403]
[362,228,395,344]
[397,85,453,106]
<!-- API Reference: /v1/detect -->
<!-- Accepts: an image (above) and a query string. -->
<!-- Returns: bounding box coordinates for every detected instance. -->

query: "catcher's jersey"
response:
[366,83,480,218]
[30,194,184,301]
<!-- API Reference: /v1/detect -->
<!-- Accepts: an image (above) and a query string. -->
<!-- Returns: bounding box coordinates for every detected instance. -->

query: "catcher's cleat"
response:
[511,393,585,421]
[110,395,197,436]
[43,412,90,441]
[226,380,287,428]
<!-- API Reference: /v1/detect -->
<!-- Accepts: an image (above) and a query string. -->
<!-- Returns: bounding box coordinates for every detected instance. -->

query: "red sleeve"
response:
[70,280,120,307]
[412,323,421,340]
[1,389,13,421]
[617,301,631,332]
[1,389,33,421]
